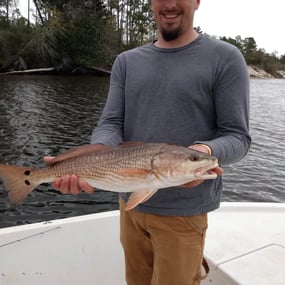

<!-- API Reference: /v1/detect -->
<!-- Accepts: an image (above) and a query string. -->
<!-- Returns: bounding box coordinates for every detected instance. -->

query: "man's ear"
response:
[195,0,201,10]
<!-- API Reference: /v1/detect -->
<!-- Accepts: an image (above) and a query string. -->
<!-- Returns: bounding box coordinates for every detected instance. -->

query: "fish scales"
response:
[11,144,159,191]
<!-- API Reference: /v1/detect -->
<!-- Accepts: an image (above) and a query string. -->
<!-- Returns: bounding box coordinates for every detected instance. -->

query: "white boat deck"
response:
[202,202,285,285]
[0,202,284,285]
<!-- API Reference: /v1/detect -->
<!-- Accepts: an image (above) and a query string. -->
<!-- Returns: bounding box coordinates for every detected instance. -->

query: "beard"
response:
[160,26,182,42]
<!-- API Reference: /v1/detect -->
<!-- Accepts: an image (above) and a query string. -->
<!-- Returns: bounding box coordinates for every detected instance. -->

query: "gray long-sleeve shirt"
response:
[91,34,251,216]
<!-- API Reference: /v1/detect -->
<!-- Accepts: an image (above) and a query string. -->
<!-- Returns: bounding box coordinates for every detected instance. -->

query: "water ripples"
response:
[223,79,285,203]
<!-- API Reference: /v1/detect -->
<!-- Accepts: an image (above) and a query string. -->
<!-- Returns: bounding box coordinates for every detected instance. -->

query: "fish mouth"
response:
[194,164,219,180]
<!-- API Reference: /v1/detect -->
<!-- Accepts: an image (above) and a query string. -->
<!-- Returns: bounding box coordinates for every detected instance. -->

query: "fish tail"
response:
[0,164,37,205]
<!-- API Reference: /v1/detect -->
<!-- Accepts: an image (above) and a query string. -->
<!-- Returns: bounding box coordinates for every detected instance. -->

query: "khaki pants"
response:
[119,199,208,285]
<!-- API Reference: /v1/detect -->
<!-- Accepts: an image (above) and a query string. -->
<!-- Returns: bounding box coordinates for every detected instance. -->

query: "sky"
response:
[19,0,285,56]
[194,0,285,55]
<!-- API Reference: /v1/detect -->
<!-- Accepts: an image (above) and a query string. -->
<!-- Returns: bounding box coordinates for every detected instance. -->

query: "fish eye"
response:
[188,154,200,162]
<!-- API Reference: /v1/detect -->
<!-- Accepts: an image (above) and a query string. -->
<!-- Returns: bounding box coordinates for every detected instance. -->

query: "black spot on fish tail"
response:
[0,164,36,205]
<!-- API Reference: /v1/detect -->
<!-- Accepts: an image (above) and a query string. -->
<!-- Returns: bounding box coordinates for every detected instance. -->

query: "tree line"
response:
[1,0,284,76]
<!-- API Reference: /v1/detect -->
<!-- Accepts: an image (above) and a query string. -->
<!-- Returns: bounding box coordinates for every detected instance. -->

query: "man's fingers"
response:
[51,174,94,195]
[43,156,54,164]
[70,174,81,195]
[79,180,94,194]
[52,177,62,190]
[213,166,224,175]
[59,176,71,194]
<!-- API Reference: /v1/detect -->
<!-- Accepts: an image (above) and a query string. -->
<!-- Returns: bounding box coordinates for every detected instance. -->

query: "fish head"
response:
[151,145,219,184]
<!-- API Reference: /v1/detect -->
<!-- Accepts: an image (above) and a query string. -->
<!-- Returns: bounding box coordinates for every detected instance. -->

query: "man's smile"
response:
[160,10,182,23]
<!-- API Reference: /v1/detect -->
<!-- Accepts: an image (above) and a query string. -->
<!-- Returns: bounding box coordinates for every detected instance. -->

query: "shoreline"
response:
[248,65,285,79]
[1,65,284,79]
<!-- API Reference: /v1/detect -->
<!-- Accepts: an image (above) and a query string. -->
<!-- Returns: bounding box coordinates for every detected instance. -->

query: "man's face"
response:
[151,0,200,41]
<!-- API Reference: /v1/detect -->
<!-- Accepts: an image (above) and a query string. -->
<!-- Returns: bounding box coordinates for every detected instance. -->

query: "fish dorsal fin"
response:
[46,144,112,165]
[117,141,145,148]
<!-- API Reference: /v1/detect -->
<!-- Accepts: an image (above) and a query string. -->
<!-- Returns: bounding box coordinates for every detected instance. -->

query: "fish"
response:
[0,142,222,210]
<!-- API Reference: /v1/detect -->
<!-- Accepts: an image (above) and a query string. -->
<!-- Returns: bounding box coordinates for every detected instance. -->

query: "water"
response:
[0,76,284,228]
[223,79,285,202]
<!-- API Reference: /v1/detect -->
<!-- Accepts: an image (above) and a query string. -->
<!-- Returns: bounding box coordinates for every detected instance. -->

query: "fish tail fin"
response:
[0,164,37,205]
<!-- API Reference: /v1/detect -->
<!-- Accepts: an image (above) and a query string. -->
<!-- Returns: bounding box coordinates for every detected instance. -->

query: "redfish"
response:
[0,142,221,210]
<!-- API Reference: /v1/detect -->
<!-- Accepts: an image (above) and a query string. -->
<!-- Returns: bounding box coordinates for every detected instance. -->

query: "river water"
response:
[0,76,284,228]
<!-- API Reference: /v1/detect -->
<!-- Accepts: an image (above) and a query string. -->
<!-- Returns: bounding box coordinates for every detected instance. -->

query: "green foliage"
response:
[194,26,203,34]
[56,0,118,67]
[280,55,285,66]
[0,0,120,70]
[124,0,156,48]
[220,35,285,77]
[0,14,35,70]
[0,1,284,75]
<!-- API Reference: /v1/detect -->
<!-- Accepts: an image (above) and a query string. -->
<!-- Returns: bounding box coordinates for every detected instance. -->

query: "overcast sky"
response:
[195,0,285,55]
[19,0,285,56]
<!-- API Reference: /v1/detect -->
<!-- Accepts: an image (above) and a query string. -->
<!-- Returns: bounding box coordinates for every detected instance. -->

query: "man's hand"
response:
[44,157,94,195]
[189,143,212,155]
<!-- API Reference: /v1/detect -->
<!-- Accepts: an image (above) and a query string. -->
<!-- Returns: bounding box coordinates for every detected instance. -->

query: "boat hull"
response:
[0,202,284,285]
[0,211,124,285]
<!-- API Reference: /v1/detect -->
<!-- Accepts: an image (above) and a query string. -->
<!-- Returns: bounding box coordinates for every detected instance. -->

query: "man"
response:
[50,0,250,284]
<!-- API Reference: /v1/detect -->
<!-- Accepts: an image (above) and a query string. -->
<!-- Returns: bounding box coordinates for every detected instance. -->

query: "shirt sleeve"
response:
[90,55,125,146]
[197,46,251,165]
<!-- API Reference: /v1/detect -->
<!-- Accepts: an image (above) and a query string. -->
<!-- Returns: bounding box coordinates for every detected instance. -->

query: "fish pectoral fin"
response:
[179,180,203,188]
[125,189,158,211]
[117,168,151,177]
